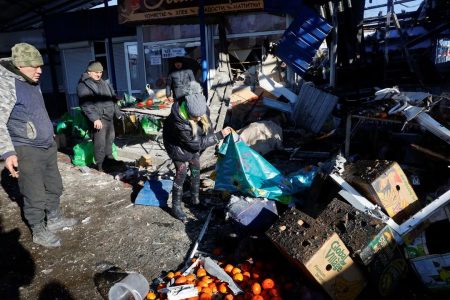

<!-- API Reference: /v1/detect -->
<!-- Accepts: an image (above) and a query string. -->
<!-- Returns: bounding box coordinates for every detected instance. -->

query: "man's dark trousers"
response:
[93,118,115,166]
[16,142,63,227]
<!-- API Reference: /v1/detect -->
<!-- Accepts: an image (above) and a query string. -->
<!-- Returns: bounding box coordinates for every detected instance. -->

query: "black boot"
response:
[190,174,200,205]
[171,185,187,223]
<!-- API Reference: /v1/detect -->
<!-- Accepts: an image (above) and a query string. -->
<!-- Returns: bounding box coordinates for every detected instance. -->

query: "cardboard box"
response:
[344,160,420,223]
[358,226,408,296]
[304,233,366,300]
[411,253,450,290]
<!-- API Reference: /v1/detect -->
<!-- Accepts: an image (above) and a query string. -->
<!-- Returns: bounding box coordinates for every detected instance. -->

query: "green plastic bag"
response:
[214,133,317,204]
[72,141,118,166]
[141,117,161,135]
[56,112,73,134]
[71,107,90,139]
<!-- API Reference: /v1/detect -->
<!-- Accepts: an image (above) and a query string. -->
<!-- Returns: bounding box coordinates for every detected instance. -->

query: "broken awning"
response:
[275,5,332,77]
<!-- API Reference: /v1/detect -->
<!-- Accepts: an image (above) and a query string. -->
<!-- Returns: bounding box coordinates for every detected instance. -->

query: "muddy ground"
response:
[0,153,237,299]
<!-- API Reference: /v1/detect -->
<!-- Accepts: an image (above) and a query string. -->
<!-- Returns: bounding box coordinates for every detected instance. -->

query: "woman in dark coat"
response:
[77,61,122,171]
[163,81,231,222]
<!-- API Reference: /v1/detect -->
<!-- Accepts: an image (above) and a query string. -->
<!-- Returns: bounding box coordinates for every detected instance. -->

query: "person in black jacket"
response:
[163,81,231,222]
[77,61,122,171]
[165,57,196,101]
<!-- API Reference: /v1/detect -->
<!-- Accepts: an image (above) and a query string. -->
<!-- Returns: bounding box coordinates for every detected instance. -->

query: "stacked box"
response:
[343,160,420,223]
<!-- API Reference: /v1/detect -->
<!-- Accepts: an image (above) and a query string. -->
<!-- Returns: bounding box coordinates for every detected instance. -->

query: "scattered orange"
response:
[146,291,157,300]
[251,271,260,280]
[242,271,251,279]
[231,267,242,275]
[174,271,182,277]
[251,282,262,295]
[261,278,275,290]
[196,281,209,288]
[240,261,251,272]
[201,287,212,295]
[186,297,199,300]
[252,295,264,300]
[218,283,228,294]
[269,288,280,297]
[224,264,234,273]
[199,293,212,300]
[186,274,196,281]
[201,275,213,284]
[233,273,244,282]
[166,271,175,279]
[208,282,218,294]
[175,275,187,285]
[224,294,234,300]
[196,268,207,277]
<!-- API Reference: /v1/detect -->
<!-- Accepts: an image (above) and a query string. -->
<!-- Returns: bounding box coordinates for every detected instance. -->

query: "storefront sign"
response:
[118,0,264,23]
[161,48,186,58]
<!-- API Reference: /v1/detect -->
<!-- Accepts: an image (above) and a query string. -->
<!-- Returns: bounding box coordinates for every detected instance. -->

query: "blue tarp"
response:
[135,179,173,206]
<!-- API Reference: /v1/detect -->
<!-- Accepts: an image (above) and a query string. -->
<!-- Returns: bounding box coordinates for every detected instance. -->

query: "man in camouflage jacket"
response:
[0,43,77,248]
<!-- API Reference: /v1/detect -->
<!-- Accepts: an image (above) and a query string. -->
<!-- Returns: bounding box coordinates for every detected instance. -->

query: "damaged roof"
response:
[0,0,106,32]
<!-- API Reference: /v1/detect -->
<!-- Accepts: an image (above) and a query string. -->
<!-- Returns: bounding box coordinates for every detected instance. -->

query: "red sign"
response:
[118,0,264,23]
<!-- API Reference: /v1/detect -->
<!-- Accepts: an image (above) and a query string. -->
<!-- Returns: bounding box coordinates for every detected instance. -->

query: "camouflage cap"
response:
[11,43,44,68]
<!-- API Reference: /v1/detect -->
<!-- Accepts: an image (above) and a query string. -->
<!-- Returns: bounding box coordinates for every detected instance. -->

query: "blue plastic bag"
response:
[135,179,173,206]
[214,133,317,204]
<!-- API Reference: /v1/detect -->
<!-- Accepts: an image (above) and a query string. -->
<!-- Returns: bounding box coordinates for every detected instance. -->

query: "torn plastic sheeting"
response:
[214,133,317,204]
[204,257,242,295]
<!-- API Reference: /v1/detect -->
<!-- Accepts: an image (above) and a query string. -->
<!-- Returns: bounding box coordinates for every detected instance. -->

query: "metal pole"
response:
[329,1,338,88]
[199,0,208,99]
[104,0,117,90]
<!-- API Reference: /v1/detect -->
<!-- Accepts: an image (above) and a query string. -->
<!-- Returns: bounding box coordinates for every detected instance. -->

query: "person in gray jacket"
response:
[77,61,122,171]
[165,56,196,101]
[0,43,77,248]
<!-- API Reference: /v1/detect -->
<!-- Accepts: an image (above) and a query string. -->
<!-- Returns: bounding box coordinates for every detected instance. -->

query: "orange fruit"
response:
[233,273,244,282]
[251,271,260,280]
[174,271,182,277]
[240,261,251,272]
[146,291,157,300]
[197,268,207,278]
[218,283,228,294]
[242,271,251,279]
[231,267,241,275]
[199,293,212,300]
[261,278,275,290]
[175,276,187,285]
[186,298,199,300]
[251,282,262,295]
[224,294,234,300]
[208,282,217,294]
[202,287,212,295]
[201,275,213,283]
[269,288,280,297]
[252,295,264,300]
[197,281,209,288]
[196,285,203,293]
[166,272,175,279]
[186,274,196,282]
[224,264,234,273]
